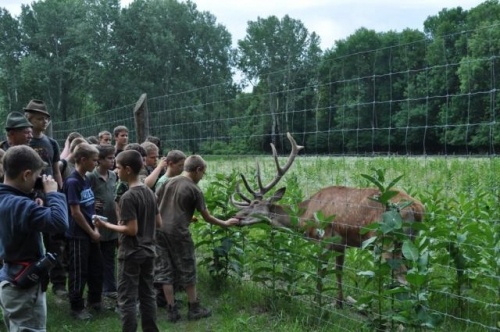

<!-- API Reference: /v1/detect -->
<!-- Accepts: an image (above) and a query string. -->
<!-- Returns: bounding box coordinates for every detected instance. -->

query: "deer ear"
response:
[270,187,286,203]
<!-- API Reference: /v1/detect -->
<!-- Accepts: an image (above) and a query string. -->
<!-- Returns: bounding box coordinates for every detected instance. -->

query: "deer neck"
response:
[269,204,295,229]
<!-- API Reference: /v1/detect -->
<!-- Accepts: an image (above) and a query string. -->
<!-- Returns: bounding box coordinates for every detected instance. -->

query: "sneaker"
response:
[103,291,118,300]
[71,309,92,320]
[167,304,181,323]
[187,301,211,321]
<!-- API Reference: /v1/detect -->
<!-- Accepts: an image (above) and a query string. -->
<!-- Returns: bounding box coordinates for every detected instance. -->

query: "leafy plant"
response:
[194,171,244,285]
[357,168,441,329]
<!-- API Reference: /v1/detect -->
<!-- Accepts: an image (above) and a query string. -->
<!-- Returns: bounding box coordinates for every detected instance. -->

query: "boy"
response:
[153,149,186,307]
[0,145,68,330]
[87,145,118,301]
[98,131,112,145]
[113,125,129,157]
[154,150,186,193]
[140,141,167,189]
[155,155,239,322]
[95,150,161,332]
[63,143,103,320]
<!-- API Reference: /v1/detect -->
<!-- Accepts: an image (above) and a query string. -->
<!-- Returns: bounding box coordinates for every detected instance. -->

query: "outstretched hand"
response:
[226,217,241,227]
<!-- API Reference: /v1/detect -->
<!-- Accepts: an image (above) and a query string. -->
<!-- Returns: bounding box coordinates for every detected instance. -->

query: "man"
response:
[0,111,34,149]
[0,145,68,331]
[0,112,34,270]
[24,99,67,297]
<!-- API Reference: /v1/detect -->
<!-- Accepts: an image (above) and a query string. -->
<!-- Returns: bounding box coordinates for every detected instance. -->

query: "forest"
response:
[0,0,499,154]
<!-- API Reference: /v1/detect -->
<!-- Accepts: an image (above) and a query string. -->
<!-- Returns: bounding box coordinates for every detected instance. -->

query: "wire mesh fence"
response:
[47,24,500,331]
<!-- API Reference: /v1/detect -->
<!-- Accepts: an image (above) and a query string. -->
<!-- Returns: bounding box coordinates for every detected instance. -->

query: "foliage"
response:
[358,168,441,329]
[194,171,244,285]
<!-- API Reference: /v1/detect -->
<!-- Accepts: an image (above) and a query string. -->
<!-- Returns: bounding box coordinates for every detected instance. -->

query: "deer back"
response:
[300,186,424,248]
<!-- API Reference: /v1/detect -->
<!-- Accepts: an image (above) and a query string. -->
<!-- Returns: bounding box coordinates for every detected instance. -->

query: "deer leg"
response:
[315,252,329,306]
[382,249,408,286]
[335,251,345,308]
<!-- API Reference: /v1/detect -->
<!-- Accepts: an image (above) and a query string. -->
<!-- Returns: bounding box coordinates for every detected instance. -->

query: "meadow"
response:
[6,155,499,331]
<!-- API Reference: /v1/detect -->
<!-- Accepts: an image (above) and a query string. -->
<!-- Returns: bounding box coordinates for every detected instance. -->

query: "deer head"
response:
[232,132,304,226]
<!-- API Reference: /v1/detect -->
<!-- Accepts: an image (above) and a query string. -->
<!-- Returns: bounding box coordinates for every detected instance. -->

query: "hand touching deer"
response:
[232,133,425,308]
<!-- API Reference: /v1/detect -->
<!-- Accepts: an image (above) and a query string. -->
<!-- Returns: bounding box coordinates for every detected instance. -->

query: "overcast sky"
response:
[4,0,486,49]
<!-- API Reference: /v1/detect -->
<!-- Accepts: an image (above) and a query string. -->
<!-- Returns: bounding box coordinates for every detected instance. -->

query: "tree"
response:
[236,15,321,149]
[0,8,23,114]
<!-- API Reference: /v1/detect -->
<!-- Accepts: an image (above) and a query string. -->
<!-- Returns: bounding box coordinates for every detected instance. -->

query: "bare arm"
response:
[70,204,100,241]
[59,138,71,160]
[144,158,167,189]
[199,209,239,228]
[95,217,138,236]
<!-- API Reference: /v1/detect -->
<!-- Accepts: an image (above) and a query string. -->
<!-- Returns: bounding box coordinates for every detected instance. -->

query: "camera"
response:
[34,176,44,191]
[14,253,57,289]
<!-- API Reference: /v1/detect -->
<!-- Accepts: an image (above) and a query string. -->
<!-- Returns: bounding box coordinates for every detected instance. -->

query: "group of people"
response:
[0,99,240,332]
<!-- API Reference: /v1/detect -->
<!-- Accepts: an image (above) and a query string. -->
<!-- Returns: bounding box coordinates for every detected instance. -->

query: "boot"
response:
[187,301,212,321]
[167,304,181,323]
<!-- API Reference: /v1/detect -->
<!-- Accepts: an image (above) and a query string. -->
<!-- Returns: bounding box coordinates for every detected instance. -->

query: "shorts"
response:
[154,231,196,286]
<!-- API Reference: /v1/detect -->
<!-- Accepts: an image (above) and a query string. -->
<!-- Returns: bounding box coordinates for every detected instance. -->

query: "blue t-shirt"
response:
[63,170,95,239]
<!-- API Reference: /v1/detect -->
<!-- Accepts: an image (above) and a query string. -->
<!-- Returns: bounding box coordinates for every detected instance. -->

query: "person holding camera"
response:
[0,145,68,331]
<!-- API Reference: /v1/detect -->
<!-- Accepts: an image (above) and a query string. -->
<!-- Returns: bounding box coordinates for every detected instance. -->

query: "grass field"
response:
[3,155,499,331]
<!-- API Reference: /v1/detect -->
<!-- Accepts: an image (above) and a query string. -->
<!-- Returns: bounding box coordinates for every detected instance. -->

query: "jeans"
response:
[0,281,46,331]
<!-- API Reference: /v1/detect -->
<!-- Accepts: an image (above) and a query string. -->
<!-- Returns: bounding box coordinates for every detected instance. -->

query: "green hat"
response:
[23,99,50,118]
[5,111,33,131]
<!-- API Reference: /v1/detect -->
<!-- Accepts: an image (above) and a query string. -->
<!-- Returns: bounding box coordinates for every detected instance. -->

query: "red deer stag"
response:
[232,132,425,308]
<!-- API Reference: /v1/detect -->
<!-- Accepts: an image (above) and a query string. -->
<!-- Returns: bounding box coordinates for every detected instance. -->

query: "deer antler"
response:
[240,132,304,199]
[231,182,252,206]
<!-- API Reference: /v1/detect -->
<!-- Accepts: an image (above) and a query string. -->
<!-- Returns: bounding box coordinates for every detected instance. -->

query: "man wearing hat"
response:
[24,99,68,298]
[0,111,34,150]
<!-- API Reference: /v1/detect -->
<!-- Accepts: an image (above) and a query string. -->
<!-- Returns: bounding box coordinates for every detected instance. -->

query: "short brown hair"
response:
[3,145,46,179]
[166,150,186,164]
[66,132,83,143]
[70,137,87,153]
[140,141,158,155]
[124,143,146,157]
[97,144,115,160]
[116,150,143,174]
[113,125,128,137]
[184,155,206,172]
[73,143,99,164]
[98,130,111,139]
